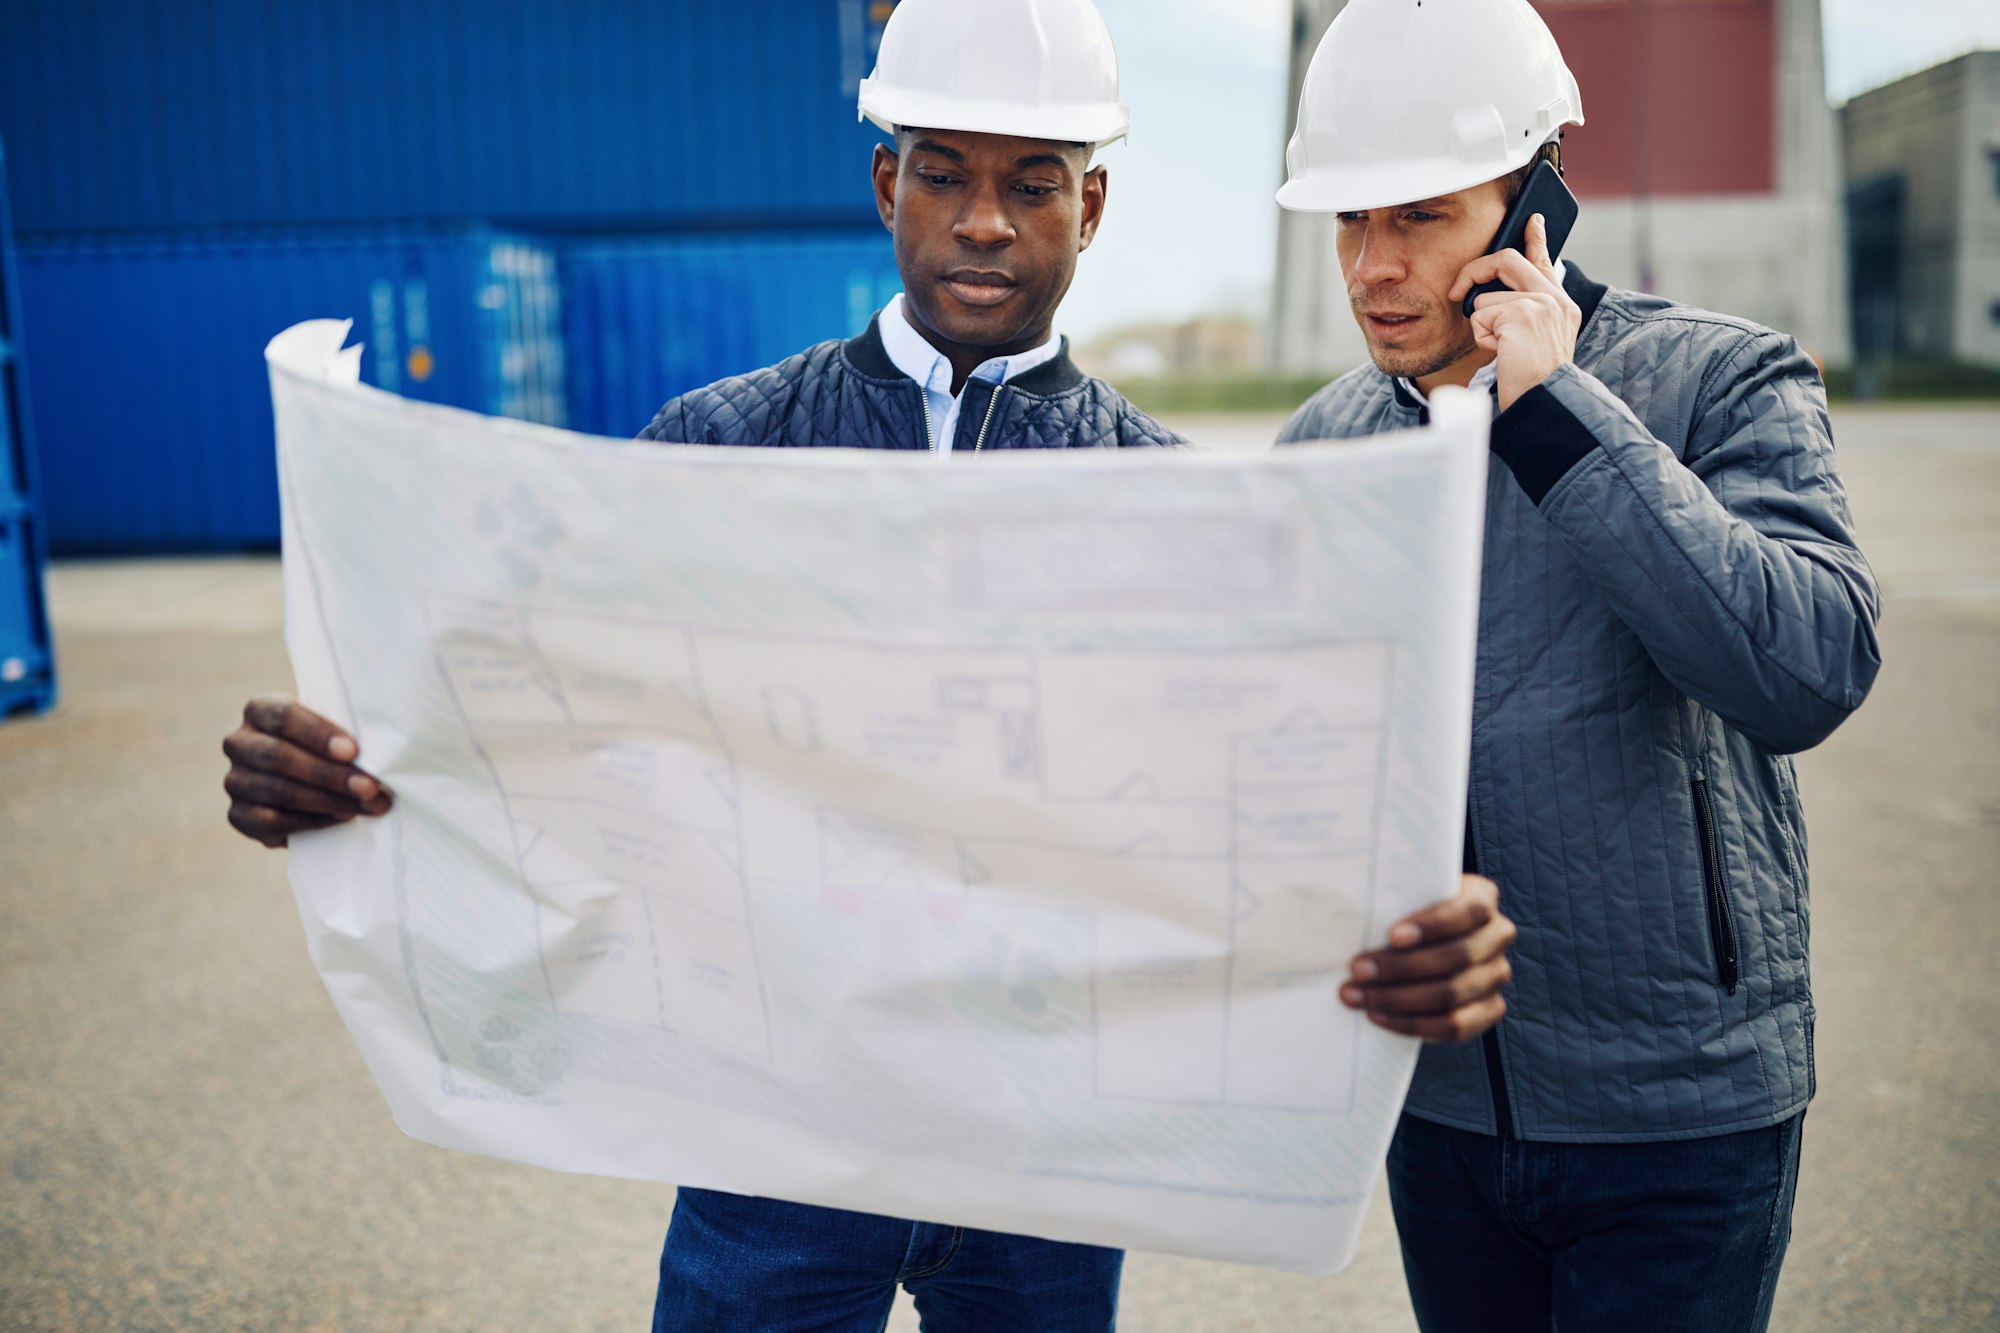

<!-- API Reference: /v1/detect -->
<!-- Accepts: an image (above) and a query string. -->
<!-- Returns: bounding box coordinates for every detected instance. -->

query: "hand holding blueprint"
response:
[267,320,1488,1273]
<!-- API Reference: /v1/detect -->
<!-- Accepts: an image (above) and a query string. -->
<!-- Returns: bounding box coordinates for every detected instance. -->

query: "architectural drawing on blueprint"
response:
[429,594,1397,1118]
[268,318,1489,1269]
[429,597,771,1061]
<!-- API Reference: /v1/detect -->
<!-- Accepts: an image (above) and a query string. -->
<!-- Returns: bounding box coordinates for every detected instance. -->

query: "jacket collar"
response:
[1384,262,1612,415]
[843,315,1086,396]
[1564,262,1609,331]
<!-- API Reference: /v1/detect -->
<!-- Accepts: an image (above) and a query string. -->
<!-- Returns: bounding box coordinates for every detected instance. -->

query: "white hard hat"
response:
[1277,0,1584,213]
[858,0,1131,148]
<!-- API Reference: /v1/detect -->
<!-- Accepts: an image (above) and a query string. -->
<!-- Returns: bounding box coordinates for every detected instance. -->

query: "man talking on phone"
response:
[1274,1,1880,1330]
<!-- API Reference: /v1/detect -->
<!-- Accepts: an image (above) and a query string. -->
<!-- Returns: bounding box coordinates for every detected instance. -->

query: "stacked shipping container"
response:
[1,0,897,236]
[563,232,902,439]
[0,139,56,716]
[0,0,902,552]
[17,229,564,550]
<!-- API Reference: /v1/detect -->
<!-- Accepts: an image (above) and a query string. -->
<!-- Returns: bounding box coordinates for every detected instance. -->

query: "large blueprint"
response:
[267,320,1488,1273]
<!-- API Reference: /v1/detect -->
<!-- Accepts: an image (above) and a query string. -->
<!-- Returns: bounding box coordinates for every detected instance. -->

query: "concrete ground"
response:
[1,405,1995,1331]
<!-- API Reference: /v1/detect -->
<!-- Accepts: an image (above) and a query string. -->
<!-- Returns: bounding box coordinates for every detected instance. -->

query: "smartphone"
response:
[1460,159,1579,316]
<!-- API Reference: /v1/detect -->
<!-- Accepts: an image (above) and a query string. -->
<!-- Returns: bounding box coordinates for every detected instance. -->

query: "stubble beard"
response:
[1350,289,1478,381]
[1374,336,1476,381]
[1362,322,1479,382]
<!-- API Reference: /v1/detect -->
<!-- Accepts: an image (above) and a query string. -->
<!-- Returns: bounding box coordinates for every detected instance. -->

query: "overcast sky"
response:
[1821,0,2000,101]
[1060,0,2000,343]
[1061,0,1293,343]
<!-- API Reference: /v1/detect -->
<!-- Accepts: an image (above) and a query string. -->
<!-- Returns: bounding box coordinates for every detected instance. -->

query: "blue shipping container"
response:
[0,501,55,718]
[0,137,54,718]
[562,228,901,439]
[0,140,39,505]
[2,0,897,237]
[19,228,563,553]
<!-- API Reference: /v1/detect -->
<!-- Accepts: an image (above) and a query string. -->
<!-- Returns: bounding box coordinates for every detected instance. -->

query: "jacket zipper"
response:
[1465,817,1517,1139]
[1691,775,1740,994]
[971,384,1005,453]
[915,384,938,452]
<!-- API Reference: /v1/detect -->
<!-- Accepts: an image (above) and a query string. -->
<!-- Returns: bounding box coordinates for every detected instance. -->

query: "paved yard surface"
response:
[1,406,1994,1331]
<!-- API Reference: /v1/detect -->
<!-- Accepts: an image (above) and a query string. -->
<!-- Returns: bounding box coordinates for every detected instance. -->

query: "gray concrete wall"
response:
[1955,54,2000,366]
[1269,0,1352,377]
[1842,53,1977,363]
[1273,0,1853,374]
[1562,191,1848,364]
[1269,0,1348,376]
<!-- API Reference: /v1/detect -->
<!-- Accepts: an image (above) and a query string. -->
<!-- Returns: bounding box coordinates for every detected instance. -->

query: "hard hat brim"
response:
[860,83,1130,149]
[1276,147,1549,214]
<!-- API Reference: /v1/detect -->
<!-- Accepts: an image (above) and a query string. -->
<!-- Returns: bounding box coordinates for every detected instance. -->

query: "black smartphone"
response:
[1460,159,1579,316]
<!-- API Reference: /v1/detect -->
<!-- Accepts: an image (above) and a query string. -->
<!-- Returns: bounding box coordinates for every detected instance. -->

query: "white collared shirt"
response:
[877,293,1064,453]
[1397,261,1567,413]
[1400,359,1501,410]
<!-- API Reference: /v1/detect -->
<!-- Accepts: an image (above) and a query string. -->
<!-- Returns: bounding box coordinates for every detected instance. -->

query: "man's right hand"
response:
[223,697,391,848]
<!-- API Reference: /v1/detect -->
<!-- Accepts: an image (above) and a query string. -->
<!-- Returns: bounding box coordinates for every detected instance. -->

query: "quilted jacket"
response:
[1280,267,1881,1141]
[639,315,1184,453]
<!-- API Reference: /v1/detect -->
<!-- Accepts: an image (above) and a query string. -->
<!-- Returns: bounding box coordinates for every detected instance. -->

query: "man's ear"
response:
[872,144,899,233]
[1077,165,1109,253]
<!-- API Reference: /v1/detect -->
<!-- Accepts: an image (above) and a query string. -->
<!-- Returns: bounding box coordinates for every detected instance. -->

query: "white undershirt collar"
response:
[877,293,1063,453]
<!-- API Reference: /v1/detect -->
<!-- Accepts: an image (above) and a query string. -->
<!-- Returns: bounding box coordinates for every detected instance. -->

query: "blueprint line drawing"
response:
[266,319,1490,1273]
[432,599,1391,1116]
[428,600,772,1060]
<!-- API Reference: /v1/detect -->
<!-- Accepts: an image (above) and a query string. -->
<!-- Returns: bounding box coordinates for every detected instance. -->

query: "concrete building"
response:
[1273,0,1852,374]
[1842,51,2000,369]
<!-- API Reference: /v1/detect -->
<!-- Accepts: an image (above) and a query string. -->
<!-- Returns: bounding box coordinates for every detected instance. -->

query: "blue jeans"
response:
[1385,1110,1805,1333]
[652,1187,1123,1332]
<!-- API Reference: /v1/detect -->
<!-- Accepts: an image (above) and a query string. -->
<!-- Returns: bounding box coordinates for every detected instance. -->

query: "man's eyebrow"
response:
[1014,152,1073,171]
[910,139,967,162]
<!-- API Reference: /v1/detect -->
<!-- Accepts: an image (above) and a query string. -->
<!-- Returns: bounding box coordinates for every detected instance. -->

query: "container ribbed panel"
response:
[0,0,889,235]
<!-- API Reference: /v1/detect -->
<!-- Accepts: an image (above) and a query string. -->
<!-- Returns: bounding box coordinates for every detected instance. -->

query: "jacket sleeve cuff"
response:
[1490,380,1602,505]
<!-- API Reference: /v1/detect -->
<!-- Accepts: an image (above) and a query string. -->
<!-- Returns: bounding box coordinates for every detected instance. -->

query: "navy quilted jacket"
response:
[1280,267,1881,1142]
[639,315,1184,453]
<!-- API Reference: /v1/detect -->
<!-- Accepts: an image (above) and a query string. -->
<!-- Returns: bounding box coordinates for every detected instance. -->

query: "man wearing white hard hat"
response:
[217,0,1519,1326]
[1275,2,1880,1329]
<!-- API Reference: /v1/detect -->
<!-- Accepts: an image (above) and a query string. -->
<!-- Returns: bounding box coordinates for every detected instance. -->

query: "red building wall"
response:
[1534,0,1777,198]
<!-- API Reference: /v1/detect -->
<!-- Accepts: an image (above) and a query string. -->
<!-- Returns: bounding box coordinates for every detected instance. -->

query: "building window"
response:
[1992,149,2000,198]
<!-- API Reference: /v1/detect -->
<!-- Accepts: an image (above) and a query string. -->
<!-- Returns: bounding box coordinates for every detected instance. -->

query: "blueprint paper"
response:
[266,319,1489,1273]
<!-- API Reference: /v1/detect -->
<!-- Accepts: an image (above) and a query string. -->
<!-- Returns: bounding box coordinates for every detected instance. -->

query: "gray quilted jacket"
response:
[639,315,1184,453]
[1280,268,1880,1142]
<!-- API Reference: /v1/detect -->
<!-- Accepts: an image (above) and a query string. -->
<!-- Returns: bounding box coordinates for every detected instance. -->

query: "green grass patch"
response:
[1107,374,1337,416]
[1824,359,2000,402]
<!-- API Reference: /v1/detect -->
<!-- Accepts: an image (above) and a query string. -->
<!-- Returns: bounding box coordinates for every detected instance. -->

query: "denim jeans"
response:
[652,1187,1123,1332]
[1385,1110,1805,1333]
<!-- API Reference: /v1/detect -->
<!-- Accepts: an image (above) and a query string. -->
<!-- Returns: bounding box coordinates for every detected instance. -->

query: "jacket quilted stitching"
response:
[639,316,1185,454]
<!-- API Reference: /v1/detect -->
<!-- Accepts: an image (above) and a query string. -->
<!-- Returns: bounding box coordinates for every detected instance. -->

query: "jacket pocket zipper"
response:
[1691,775,1739,994]
[1465,818,1517,1138]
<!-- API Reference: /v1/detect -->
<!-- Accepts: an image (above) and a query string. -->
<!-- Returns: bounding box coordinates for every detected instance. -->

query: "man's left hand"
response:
[1341,874,1516,1042]
[1449,213,1581,412]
